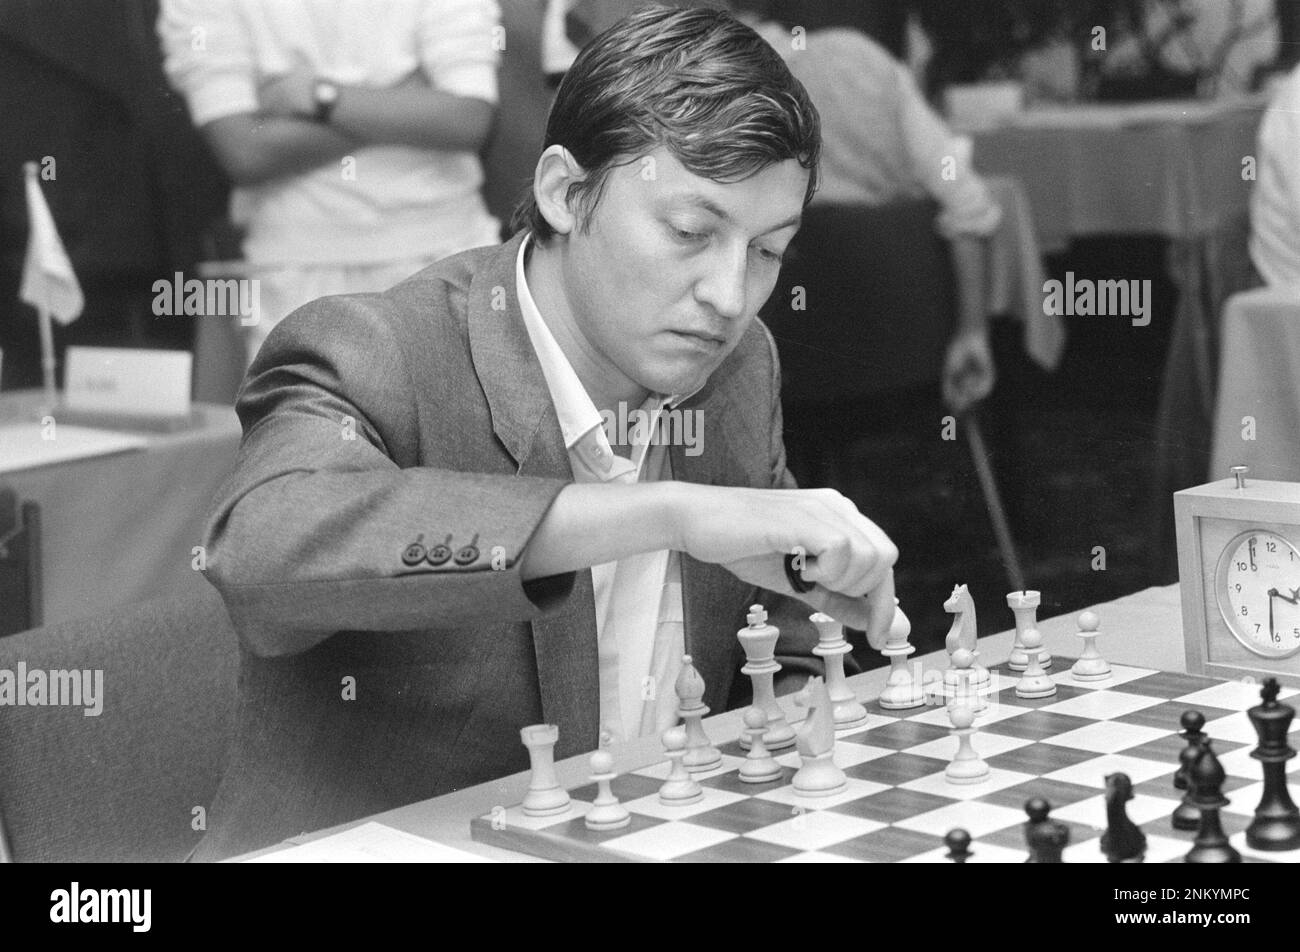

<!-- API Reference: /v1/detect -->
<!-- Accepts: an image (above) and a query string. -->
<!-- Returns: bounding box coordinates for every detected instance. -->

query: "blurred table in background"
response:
[0,390,240,629]
[1210,287,1300,482]
[964,97,1266,569]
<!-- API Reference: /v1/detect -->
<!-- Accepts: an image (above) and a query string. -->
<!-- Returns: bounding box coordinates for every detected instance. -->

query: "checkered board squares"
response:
[468,660,1299,862]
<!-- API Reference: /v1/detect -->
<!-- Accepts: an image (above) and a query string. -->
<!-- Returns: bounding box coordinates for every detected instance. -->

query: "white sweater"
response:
[158,0,502,266]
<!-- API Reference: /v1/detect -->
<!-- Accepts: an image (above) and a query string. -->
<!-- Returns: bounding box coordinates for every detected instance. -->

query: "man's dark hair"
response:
[510,4,821,242]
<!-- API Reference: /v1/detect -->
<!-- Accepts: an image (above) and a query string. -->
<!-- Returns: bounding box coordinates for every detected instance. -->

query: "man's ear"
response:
[533,144,587,238]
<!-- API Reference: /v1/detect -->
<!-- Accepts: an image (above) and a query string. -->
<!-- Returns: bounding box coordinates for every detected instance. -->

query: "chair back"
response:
[762,199,957,406]
[0,585,237,861]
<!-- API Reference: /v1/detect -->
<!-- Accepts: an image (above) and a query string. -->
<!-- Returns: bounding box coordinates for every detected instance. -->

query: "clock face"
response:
[1217,530,1300,659]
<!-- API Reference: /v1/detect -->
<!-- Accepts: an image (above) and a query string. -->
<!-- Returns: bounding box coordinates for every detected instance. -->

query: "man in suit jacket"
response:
[196,5,899,861]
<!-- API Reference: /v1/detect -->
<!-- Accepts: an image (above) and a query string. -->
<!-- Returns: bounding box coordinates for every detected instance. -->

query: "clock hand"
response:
[1270,591,1276,641]
[1274,587,1300,606]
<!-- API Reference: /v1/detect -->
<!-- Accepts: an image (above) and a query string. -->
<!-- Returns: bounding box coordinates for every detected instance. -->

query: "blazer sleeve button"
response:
[427,534,454,566]
[401,536,427,566]
[454,533,481,566]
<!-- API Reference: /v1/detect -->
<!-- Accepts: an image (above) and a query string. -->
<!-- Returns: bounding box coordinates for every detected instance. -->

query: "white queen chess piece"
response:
[810,612,869,729]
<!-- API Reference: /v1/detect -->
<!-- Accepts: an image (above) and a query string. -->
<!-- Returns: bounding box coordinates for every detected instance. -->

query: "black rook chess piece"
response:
[945,828,972,863]
[1245,678,1300,851]
[1172,709,1206,830]
[1024,797,1069,863]
[1184,741,1242,863]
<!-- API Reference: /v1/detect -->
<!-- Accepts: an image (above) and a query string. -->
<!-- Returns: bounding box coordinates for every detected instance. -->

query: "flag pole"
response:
[37,304,56,413]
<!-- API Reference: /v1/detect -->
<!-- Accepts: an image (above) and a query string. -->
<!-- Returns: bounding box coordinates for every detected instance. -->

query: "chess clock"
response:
[1176,467,1300,687]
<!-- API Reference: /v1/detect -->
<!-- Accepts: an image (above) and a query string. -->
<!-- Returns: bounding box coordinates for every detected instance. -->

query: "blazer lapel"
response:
[671,388,748,714]
[466,232,600,756]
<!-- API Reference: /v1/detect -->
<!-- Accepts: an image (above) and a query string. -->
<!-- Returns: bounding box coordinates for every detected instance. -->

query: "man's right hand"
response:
[668,484,898,641]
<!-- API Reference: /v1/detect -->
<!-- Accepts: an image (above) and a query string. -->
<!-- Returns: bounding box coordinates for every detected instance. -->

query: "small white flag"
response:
[20,161,83,326]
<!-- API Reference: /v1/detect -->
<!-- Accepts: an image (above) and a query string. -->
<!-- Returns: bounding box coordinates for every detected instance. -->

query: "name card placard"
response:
[64,347,192,421]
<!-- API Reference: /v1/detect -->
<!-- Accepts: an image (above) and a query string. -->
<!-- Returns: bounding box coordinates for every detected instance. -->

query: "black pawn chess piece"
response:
[1172,709,1206,830]
[1024,797,1069,863]
[945,828,972,864]
[1101,772,1146,862]
[1246,678,1300,851]
[1185,741,1242,864]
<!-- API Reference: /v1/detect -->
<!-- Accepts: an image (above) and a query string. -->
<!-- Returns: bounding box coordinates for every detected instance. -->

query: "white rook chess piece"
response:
[676,654,722,772]
[736,605,796,751]
[658,725,704,806]
[584,749,631,831]
[946,704,990,784]
[811,612,869,730]
[879,598,925,710]
[1007,590,1052,671]
[520,724,571,817]
[1071,611,1112,681]
[1015,628,1057,699]
[738,707,783,783]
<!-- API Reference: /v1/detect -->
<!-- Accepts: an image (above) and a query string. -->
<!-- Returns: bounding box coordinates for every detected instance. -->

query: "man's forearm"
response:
[331,87,494,151]
[201,114,356,186]
[950,234,992,331]
[519,481,682,580]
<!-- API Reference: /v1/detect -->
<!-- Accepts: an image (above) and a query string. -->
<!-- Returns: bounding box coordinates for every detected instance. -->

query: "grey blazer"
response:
[195,230,835,860]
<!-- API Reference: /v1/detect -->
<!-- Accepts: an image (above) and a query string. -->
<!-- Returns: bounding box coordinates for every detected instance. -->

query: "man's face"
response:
[559,146,807,399]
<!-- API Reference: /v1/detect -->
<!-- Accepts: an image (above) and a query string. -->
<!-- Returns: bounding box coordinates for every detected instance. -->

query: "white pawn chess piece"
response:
[1015,628,1057,699]
[1007,590,1052,671]
[658,725,703,806]
[810,613,869,729]
[945,704,990,784]
[676,654,722,771]
[738,707,783,783]
[520,724,571,817]
[736,605,796,751]
[1071,611,1112,681]
[949,648,988,716]
[879,598,925,710]
[584,749,632,831]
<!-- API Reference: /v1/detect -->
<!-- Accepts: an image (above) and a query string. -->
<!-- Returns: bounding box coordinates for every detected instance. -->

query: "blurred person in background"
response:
[158,0,504,366]
[1250,62,1300,293]
[736,4,1004,414]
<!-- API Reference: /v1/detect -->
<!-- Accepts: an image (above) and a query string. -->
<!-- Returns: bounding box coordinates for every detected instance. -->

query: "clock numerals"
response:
[1219,530,1300,660]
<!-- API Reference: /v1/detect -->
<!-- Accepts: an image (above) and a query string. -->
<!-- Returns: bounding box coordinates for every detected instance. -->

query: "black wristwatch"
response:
[312,79,340,123]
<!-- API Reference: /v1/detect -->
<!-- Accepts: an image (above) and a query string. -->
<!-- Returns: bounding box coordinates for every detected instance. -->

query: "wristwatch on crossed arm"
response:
[311,79,340,123]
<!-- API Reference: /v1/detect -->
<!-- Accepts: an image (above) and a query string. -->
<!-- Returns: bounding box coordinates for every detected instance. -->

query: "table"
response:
[1209,286,1300,482]
[238,583,1187,862]
[967,98,1266,569]
[0,389,241,628]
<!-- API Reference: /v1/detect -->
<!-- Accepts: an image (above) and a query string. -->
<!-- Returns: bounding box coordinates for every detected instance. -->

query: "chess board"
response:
[469,660,1300,862]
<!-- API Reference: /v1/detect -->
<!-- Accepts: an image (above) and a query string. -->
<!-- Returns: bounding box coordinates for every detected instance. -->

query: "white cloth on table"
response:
[1210,287,1300,482]
[1250,65,1300,295]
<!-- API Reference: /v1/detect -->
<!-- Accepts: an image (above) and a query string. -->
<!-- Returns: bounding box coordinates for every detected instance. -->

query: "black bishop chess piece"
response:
[1024,797,1068,863]
[1172,709,1206,830]
[945,828,972,863]
[1101,772,1146,862]
[1245,678,1300,851]
[1184,741,1242,863]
